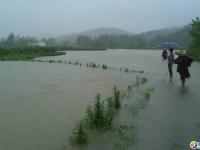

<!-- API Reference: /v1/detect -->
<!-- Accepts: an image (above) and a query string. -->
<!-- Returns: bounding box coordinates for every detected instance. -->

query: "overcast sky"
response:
[0,0,200,38]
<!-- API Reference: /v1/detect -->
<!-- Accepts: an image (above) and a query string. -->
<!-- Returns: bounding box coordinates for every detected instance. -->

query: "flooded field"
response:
[0,50,200,150]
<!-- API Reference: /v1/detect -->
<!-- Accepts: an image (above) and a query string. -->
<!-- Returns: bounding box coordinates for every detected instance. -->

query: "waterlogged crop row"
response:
[32,59,144,74]
[70,76,153,146]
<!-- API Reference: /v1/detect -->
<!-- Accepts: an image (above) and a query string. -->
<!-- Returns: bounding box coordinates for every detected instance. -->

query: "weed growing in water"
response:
[140,77,148,84]
[93,93,105,128]
[49,59,55,63]
[113,86,121,109]
[86,106,95,129]
[71,121,88,144]
[102,64,108,69]
[57,60,62,63]
[104,97,116,127]
[114,123,137,149]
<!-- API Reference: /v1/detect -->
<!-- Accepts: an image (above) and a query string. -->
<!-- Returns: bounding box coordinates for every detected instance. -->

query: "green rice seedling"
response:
[126,85,133,99]
[134,76,140,87]
[127,84,133,94]
[124,68,129,73]
[140,77,148,84]
[132,69,136,73]
[130,104,140,116]
[143,90,150,100]
[71,121,88,144]
[94,93,104,128]
[92,62,96,68]
[143,87,153,100]
[138,70,144,73]
[49,59,55,63]
[118,89,126,101]
[113,86,121,109]
[102,64,108,69]
[104,97,116,127]
[57,60,62,63]
[114,123,137,149]
[86,106,95,129]
[89,62,96,68]
[73,61,79,65]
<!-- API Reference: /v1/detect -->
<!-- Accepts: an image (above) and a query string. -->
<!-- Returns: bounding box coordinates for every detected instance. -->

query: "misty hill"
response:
[73,25,191,49]
[1,25,191,49]
[138,27,180,40]
[57,25,191,49]
[58,28,132,43]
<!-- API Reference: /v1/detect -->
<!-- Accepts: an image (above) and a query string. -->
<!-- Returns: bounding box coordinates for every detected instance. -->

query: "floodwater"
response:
[0,50,200,150]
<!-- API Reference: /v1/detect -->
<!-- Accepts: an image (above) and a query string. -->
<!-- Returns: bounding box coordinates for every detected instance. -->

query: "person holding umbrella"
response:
[158,42,178,78]
[173,51,193,87]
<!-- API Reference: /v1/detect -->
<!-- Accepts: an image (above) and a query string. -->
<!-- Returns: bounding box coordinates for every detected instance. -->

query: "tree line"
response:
[187,17,200,61]
[76,26,191,49]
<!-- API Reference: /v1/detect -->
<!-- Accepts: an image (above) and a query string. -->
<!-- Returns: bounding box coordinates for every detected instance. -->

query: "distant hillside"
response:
[56,25,191,49]
[142,25,191,48]
[57,28,132,43]
[138,27,180,40]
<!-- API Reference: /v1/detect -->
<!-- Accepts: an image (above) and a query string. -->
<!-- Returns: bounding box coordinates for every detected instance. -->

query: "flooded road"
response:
[0,50,200,150]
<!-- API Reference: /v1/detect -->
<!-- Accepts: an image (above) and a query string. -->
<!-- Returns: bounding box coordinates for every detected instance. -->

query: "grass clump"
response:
[71,121,88,144]
[93,94,105,128]
[113,86,121,109]
[49,59,55,63]
[86,94,116,129]
[102,64,108,69]
[114,123,137,150]
[57,60,62,63]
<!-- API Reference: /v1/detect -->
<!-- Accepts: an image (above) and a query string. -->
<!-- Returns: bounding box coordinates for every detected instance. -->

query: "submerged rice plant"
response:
[71,121,88,144]
[93,93,105,128]
[102,64,108,69]
[114,123,137,149]
[57,60,62,63]
[104,97,116,127]
[113,86,121,109]
[86,106,95,129]
[49,59,55,63]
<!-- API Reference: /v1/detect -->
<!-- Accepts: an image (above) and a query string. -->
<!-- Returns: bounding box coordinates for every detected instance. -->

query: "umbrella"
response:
[158,42,179,49]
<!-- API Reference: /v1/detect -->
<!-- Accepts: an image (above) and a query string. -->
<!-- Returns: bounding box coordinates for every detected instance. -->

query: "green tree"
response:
[188,17,200,60]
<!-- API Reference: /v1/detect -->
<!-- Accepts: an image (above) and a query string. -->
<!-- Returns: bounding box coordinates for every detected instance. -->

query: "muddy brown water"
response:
[0,50,200,150]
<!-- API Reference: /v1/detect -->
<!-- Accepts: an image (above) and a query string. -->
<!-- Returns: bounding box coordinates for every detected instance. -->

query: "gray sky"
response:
[0,0,200,38]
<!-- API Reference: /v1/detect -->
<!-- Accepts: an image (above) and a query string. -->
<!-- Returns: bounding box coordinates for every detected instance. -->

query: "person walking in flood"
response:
[168,48,174,78]
[174,51,193,87]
